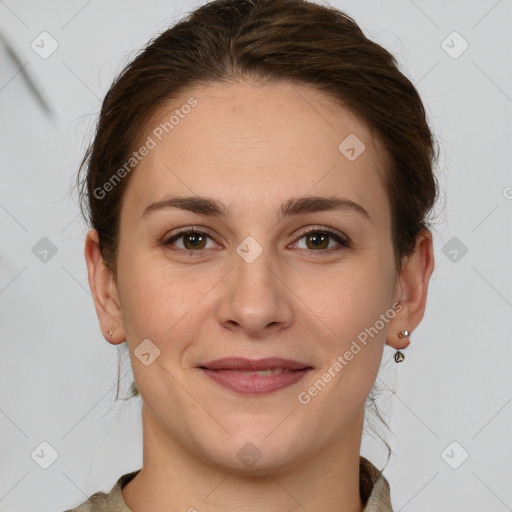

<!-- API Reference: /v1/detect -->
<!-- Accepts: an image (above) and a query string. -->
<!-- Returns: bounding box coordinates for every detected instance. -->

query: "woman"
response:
[68,0,437,510]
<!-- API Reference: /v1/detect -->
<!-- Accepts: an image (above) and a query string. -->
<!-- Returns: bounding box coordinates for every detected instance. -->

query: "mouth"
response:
[199,357,312,371]
[198,357,313,395]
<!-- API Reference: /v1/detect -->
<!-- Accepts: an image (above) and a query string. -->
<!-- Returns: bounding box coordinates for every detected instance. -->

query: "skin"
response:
[85,79,434,512]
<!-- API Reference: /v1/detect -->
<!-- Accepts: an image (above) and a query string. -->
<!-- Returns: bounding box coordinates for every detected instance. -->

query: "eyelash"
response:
[162,226,350,257]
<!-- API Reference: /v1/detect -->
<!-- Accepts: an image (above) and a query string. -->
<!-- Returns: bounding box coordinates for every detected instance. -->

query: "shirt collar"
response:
[76,456,392,511]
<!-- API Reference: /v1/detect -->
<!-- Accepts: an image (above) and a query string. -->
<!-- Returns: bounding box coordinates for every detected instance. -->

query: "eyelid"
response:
[292,225,349,245]
[162,225,350,253]
[162,226,219,249]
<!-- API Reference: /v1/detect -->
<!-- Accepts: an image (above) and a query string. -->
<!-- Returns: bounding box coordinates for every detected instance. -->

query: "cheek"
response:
[318,290,389,411]
[319,255,396,373]
[116,247,172,336]
[329,257,394,323]
[117,248,215,351]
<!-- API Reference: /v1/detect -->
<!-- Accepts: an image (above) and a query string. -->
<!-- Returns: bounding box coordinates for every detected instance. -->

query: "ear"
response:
[386,228,435,350]
[84,228,126,345]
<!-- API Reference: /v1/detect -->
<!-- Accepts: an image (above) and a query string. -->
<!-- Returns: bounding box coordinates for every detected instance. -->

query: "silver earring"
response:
[107,330,113,337]
[394,330,410,363]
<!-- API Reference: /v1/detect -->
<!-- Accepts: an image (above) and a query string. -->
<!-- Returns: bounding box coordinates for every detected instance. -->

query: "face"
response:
[112,80,401,472]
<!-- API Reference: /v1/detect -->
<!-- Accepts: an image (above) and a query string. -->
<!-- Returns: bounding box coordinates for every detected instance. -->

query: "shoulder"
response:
[62,469,141,512]
[62,491,109,512]
[360,456,393,512]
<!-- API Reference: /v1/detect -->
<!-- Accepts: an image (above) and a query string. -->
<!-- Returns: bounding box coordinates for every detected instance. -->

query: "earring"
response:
[107,330,113,337]
[394,330,410,363]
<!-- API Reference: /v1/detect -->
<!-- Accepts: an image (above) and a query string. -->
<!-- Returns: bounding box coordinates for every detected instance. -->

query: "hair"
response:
[76,0,438,470]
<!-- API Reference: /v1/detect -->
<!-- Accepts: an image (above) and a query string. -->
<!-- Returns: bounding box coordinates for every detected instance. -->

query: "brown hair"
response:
[77,0,438,464]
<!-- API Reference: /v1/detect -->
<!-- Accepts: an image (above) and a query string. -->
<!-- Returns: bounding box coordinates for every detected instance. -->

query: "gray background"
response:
[0,1,511,511]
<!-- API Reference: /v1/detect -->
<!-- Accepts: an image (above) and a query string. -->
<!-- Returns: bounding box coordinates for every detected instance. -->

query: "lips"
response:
[198,357,313,395]
[199,357,311,371]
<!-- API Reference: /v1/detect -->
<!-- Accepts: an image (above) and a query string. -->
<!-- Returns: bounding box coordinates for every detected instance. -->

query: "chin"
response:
[195,428,302,475]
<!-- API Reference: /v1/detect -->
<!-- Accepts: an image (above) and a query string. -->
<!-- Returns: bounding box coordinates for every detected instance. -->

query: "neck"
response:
[122,405,365,512]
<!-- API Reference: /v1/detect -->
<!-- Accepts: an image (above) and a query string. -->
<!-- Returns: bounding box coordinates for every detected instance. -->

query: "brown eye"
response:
[181,232,207,250]
[294,227,349,252]
[162,226,349,257]
[163,229,214,253]
[304,232,330,250]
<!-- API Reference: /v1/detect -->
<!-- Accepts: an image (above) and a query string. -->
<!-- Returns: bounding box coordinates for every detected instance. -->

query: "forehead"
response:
[121,79,390,224]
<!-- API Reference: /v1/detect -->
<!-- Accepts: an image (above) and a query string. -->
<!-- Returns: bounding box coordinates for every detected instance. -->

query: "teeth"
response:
[233,368,292,376]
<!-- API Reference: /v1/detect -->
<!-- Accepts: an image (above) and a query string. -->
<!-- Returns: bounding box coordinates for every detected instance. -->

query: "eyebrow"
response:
[142,194,371,221]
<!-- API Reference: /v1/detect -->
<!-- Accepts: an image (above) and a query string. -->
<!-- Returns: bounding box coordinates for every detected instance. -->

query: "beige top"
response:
[65,456,392,511]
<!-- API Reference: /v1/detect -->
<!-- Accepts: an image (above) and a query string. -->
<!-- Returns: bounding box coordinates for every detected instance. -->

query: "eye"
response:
[291,226,350,253]
[162,225,349,257]
[162,228,217,255]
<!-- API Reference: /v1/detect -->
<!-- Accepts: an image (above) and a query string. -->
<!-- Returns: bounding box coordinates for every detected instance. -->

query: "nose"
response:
[217,246,294,338]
